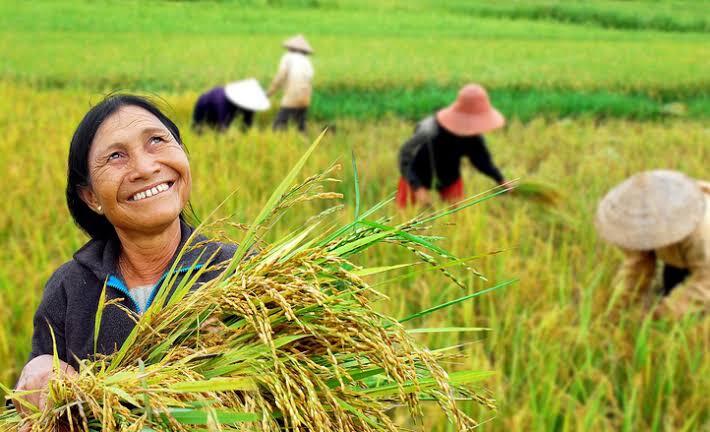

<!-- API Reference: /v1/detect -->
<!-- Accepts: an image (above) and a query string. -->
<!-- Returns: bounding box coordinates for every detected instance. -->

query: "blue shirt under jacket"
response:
[28,220,237,371]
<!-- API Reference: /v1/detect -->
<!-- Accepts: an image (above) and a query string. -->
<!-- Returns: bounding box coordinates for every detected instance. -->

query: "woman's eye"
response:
[150,135,166,145]
[107,152,122,161]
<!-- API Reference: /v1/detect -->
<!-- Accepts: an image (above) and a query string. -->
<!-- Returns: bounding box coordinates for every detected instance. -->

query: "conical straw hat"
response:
[436,84,504,136]
[224,78,271,112]
[283,34,313,54]
[595,170,705,251]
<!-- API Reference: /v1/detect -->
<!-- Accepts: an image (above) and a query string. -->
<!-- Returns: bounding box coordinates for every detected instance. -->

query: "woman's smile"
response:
[127,180,176,202]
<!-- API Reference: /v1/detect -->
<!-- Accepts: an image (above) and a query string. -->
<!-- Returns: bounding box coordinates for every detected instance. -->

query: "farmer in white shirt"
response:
[267,34,314,132]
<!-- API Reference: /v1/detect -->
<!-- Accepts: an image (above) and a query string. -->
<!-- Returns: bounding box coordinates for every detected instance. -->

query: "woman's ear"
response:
[78,186,103,215]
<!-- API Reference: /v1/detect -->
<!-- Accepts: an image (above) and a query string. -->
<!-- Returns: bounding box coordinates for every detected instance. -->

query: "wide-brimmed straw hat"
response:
[283,34,313,54]
[595,170,706,251]
[224,78,271,112]
[436,84,505,136]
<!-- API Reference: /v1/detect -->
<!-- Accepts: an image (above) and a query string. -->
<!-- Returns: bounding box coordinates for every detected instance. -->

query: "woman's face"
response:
[80,105,191,236]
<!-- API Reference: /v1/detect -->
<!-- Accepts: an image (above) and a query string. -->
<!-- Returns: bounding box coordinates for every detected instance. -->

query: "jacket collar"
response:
[73,219,209,285]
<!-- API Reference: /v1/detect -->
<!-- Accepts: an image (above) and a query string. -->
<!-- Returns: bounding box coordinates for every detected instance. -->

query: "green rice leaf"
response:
[395,279,517,325]
[138,359,152,422]
[47,321,60,376]
[106,386,142,407]
[404,327,490,334]
[164,252,215,309]
[316,195,395,247]
[228,129,328,267]
[361,370,495,398]
[351,262,418,277]
[168,377,258,393]
[358,219,456,260]
[93,280,107,355]
[167,408,259,424]
[335,397,380,427]
[329,230,392,257]
[326,367,385,388]
[351,150,361,221]
[416,185,508,225]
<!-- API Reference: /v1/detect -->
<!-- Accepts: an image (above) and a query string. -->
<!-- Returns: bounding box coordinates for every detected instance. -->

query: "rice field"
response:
[1,1,709,430]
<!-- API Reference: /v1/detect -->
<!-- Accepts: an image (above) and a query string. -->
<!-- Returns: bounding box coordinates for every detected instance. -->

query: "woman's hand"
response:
[498,179,515,193]
[13,355,77,415]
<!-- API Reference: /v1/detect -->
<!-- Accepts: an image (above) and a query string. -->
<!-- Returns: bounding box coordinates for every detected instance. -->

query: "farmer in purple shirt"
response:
[192,79,270,132]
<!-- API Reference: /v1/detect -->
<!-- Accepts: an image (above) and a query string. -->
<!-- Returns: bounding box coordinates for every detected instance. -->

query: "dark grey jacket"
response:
[29,221,236,370]
[398,115,504,189]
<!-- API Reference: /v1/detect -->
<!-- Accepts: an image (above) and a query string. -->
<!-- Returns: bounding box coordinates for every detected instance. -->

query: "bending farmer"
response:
[595,170,710,318]
[397,84,508,208]
[193,79,270,132]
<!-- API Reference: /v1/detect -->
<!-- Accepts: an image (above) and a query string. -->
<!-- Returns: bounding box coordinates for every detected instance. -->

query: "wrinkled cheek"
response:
[96,179,122,208]
[180,168,192,205]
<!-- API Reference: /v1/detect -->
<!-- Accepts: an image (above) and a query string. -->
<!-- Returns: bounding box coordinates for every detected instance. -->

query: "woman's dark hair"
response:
[66,94,189,240]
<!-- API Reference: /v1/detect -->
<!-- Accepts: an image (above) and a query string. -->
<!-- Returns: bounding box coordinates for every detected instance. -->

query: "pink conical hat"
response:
[436,84,505,136]
[283,34,313,54]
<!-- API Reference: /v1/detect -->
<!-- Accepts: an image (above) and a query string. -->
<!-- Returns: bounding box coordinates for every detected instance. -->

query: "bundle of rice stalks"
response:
[1,134,508,431]
[513,180,563,206]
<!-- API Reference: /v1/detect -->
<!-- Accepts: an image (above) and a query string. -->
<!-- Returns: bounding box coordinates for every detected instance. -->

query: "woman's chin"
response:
[121,209,183,235]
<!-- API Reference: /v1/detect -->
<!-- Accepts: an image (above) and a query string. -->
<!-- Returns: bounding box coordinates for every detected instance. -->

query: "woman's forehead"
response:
[94,106,166,144]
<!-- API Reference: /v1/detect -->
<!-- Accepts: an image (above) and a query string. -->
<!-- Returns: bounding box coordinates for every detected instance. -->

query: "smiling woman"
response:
[66,96,191,240]
[10,95,237,429]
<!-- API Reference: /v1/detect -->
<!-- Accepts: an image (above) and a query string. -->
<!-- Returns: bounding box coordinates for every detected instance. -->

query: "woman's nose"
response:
[128,153,160,181]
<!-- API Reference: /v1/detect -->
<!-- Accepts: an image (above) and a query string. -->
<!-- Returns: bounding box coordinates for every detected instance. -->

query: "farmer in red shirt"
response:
[397,84,508,208]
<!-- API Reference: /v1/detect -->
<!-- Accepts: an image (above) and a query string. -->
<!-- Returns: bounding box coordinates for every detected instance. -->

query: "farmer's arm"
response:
[398,133,428,190]
[28,273,68,362]
[657,267,710,318]
[657,212,710,317]
[466,136,505,184]
[267,55,289,97]
[11,272,73,414]
[617,250,657,299]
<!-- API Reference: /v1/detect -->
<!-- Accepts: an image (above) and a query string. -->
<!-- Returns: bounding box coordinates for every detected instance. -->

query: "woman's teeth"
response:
[131,182,170,201]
